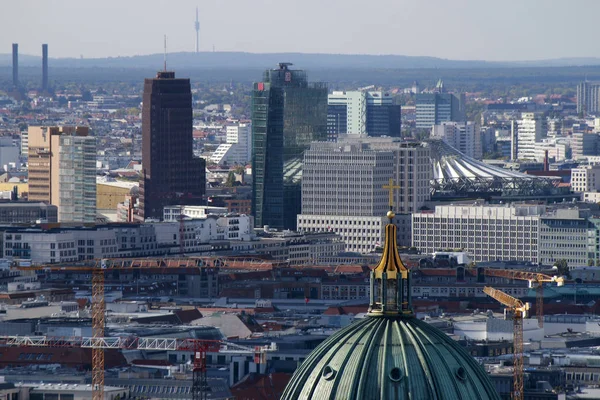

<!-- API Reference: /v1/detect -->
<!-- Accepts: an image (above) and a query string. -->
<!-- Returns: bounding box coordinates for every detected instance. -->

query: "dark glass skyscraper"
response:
[252,63,327,230]
[140,71,205,220]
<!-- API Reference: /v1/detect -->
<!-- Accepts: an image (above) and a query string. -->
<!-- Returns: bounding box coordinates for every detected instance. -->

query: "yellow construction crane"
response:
[483,286,530,400]
[485,269,564,328]
[12,257,227,400]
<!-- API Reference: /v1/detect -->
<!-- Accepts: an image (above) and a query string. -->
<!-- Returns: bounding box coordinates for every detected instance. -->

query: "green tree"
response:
[225,171,236,187]
[553,259,571,279]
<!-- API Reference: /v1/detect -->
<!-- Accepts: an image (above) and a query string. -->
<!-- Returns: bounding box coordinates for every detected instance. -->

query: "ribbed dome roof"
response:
[282,204,500,400]
[281,316,500,400]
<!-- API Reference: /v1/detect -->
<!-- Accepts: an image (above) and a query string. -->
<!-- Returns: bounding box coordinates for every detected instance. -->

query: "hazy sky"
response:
[2,0,600,61]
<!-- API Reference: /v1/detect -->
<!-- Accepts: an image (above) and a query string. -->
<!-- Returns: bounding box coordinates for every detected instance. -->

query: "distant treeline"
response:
[0,65,597,96]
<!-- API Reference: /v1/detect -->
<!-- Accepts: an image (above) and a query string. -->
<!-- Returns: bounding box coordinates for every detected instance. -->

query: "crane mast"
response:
[10,257,228,400]
[483,286,529,400]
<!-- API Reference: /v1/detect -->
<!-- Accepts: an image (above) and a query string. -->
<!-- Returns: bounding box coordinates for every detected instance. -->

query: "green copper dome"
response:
[280,316,500,400]
[281,212,500,400]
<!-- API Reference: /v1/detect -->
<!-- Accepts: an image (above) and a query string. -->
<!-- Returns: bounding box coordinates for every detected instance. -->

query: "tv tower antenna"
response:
[163,34,167,71]
[195,7,200,53]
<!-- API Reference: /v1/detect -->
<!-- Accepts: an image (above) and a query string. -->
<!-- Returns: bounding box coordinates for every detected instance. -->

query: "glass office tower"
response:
[252,63,327,230]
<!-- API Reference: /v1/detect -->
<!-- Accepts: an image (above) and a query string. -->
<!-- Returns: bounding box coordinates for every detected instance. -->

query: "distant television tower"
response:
[194,7,200,53]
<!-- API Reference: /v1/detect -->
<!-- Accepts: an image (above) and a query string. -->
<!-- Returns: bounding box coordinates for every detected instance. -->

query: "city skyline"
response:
[2,0,600,61]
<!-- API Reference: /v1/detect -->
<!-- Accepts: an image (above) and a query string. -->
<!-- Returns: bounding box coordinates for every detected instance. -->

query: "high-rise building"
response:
[415,93,462,129]
[327,91,364,137]
[571,132,598,160]
[140,71,206,220]
[28,126,96,223]
[12,44,18,88]
[326,91,401,139]
[298,139,430,252]
[42,44,48,92]
[512,112,547,160]
[577,81,600,115]
[210,122,252,166]
[365,91,401,137]
[252,63,327,230]
[431,121,482,159]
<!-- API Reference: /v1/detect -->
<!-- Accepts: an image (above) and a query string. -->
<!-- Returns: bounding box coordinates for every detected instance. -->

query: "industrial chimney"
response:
[12,43,18,87]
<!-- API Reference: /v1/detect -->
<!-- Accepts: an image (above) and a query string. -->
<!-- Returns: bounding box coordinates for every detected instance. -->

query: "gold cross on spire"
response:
[382,178,401,210]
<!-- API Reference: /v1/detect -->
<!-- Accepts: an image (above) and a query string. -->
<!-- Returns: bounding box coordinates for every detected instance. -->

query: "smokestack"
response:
[42,44,48,91]
[12,43,18,87]
[543,150,549,172]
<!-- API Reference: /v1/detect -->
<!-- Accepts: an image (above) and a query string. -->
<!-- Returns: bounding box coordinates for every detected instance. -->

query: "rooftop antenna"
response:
[163,34,167,71]
[195,7,200,53]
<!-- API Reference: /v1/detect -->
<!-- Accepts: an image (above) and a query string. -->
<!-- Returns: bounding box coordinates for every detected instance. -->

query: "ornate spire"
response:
[368,181,413,317]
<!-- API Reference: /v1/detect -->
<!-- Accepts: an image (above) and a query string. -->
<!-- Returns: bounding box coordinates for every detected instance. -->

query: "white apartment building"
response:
[20,131,28,160]
[412,204,543,263]
[328,91,367,135]
[210,122,252,166]
[511,113,547,160]
[431,121,482,159]
[571,165,600,192]
[298,139,429,253]
[413,204,594,267]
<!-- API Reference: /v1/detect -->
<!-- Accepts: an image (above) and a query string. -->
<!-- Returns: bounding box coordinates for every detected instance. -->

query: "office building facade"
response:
[0,202,57,224]
[326,91,400,138]
[140,71,206,220]
[211,122,252,166]
[571,132,598,160]
[432,121,482,159]
[511,112,547,160]
[28,126,96,224]
[298,139,430,253]
[252,63,327,230]
[415,93,462,129]
[577,81,600,115]
[571,164,600,192]
[413,204,542,263]
[413,204,595,267]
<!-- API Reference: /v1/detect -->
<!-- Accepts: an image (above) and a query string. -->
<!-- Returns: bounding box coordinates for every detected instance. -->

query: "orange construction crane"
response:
[11,257,226,400]
[483,286,530,400]
[485,269,564,328]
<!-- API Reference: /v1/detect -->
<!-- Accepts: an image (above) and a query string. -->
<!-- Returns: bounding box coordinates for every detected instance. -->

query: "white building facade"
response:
[512,112,547,160]
[431,121,482,159]
[571,165,600,192]
[413,204,594,267]
[210,122,252,166]
[412,204,543,263]
[298,139,429,253]
[328,91,367,135]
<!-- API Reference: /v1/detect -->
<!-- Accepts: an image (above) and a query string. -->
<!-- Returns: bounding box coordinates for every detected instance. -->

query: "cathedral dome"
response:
[281,212,500,400]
